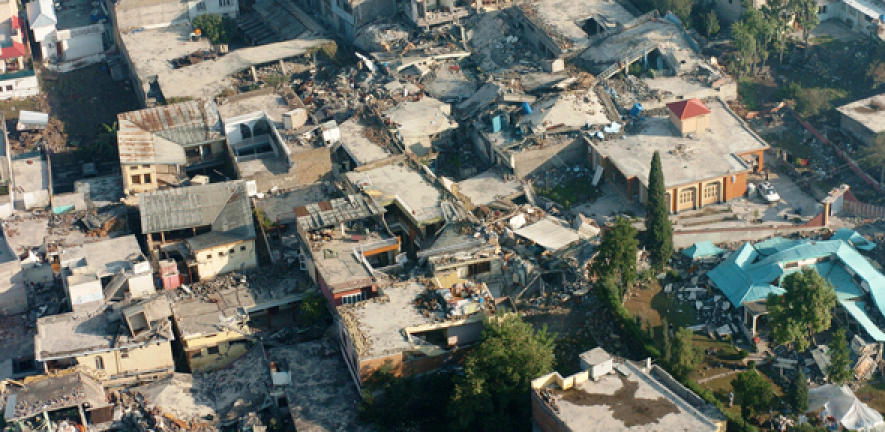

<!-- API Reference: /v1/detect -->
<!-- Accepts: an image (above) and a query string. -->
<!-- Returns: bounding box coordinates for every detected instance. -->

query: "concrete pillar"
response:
[77,404,88,427]
[250,66,258,82]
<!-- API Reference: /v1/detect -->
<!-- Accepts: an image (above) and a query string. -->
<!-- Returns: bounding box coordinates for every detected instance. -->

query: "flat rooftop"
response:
[253,182,333,225]
[171,291,251,340]
[345,163,444,227]
[309,230,393,293]
[12,156,49,193]
[516,0,635,52]
[425,62,477,101]
[338,282,434,358]
[591,98,767,188]
[217,87,303,128]
[59,234,145,277]
[56,0,100,30]
[4,214,90,255]
[338,118,393,166]
[534,362,720,431]
[120,25,211,86]
[519,91,611,131]
[34,308,173,360]
[456,168,524,206]
[383,97,458,142]
[837,93,885,134]
[267,340,370,432]
[157,37,333,100]
[579,20,701,76]
[169,266,308,314]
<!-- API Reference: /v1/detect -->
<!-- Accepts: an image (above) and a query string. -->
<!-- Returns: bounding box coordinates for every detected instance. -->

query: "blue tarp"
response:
[681,241,725,260]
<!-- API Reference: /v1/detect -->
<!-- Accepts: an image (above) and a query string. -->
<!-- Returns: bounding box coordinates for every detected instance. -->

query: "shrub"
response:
[192,13,239,45]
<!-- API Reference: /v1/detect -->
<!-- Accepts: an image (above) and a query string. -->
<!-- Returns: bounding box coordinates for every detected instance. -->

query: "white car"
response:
[758,182,780,203]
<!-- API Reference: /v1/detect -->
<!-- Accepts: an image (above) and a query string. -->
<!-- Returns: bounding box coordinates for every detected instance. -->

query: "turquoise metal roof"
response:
[832,228,876,251]
[754,237,804,256]
[681,241,725,260]
[840,300,885,342]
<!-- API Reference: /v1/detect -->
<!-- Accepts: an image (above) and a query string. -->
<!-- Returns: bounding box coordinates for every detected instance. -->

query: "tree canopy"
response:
[645,151,673,269]
[448,314,555,432]
[358,370,454,432]
[591,216,639,297]
[791,0,820,50]
[192,13,239,45]
[669,327,701,379]
[827,328,853,384]
[788,370,809,414]
[766,267,838,352]
[731,369,775,419]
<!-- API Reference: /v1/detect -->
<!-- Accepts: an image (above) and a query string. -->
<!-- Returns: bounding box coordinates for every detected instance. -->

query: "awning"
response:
[840,299,885,342]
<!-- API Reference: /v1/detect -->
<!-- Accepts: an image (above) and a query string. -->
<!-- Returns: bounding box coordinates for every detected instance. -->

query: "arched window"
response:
[239,123,252,139]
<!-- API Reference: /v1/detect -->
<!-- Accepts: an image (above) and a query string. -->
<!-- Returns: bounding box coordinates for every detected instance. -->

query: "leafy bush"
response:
[192,13,239,45]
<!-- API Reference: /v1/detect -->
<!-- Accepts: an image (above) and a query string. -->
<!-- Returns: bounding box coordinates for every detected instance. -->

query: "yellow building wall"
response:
[123,164,159,194]
[181,329,247,351]
[186,339,251,373]
[74,341,174,380]
[193,239,258,280]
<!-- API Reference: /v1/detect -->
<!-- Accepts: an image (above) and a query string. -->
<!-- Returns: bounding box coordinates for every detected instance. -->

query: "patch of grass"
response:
[0,97,39,120]
[795,87,848,118]
[535,177,598,210]
[761,130,811,159]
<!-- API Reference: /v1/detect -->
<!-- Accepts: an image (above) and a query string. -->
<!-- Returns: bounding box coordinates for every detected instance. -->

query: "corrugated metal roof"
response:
[139,180,253,235]
[117,100,223,165]
[295,194,385,231]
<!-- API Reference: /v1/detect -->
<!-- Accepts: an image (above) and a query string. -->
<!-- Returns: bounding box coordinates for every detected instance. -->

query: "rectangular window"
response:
[131,175,142,185]
[229,248,235,254]
[218,251,225,257]
[785,261,799,269]
[341,292,365,305]
[219,0,231,6]
[196,1,206,10]
[5,85,12,91]
[818,5,827,13]
[468,261,491,276]
[207,346,220,355]
[121,350,130,359]
[143,174,152,184]
[142,165,150,169]
[240,245,246,251]
[95,356,105,370]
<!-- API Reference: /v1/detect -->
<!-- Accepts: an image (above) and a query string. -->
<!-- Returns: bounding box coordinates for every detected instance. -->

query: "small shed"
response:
[16,111,49,131]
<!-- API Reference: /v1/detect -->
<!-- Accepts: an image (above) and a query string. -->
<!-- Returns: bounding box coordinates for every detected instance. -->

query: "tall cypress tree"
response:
[645,151,673,268]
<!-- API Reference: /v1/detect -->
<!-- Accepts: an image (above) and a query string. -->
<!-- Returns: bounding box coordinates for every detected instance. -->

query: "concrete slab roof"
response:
[345,163,444,227]
[253,182,332,225]
[55,0,101,30]
[535,362,721,431]
[519,91,611,131]
[157,37,333,100]
[383,97,458,140]
[837,93,885,134]
[514,217,581,252]
[590,98,767,189]
[267,340,369,432]
[516,0,635,53]
[12,155,49,194]
[119,25,212,87]
[337,118,394,166]
[59,235,146,278]
[425,62,477,102]
[456,168,524,206]
[170,289,253,339]
[309,231,391,293]
[578,20,700,76]
[217,88,296,128]
[35,305,174,360]
[338,282,434,358]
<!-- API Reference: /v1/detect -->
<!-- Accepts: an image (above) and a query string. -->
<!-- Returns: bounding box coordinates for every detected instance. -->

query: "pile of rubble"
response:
[172,266,307,302]
[415,281,497,320]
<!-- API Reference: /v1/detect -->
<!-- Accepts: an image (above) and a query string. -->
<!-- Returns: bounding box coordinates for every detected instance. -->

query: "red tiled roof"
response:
[666,99,711,120]
[0,42,26,60]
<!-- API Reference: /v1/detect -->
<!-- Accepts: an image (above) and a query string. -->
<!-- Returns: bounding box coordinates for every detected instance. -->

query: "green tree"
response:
[670,327,700,379]
[731,370,774,419]
[859,135,885,185]
[762,0,792,62]
[192,13,238,45]
[358,371,454,432]
[828,328,853,384]
[732,20,758,77]
[791,0,820,54]
[766,268,838,352]
[298,292,328,326]
[704,9,720,37]
[788,370,809,414]
[591,216,639,297]
[645,151,673,269]
[448,314,555,432]
[653,0,693,26]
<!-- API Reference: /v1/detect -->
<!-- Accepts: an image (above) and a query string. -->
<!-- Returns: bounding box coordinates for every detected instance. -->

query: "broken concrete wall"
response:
[0,259,27,315]
[511,136,585,179]
[187,339,251,373]
[506,7,562,59]
[353,0,398,30]
[840,112,882,148]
